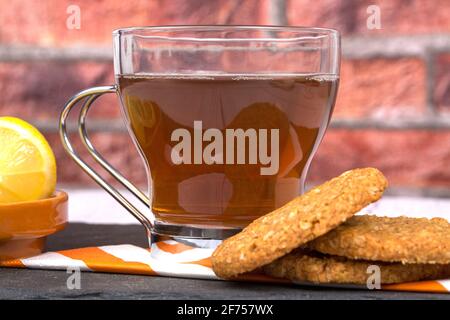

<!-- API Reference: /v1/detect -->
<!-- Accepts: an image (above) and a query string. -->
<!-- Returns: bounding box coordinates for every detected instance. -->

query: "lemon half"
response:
[0,117,57,203]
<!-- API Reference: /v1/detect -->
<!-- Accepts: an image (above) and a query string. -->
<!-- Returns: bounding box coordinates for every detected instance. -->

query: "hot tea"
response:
[118,74,338,229]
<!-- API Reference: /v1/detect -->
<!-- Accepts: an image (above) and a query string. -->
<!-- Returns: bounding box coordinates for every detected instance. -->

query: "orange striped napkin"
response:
[1,240,449,293]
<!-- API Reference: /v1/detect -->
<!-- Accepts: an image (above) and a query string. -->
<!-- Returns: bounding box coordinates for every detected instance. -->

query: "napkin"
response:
[1,240,449,293]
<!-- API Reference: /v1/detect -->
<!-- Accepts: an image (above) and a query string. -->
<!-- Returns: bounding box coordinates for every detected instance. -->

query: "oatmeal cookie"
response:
[264,249,450,284]
[309,215,450,264]
[212,168,388,278]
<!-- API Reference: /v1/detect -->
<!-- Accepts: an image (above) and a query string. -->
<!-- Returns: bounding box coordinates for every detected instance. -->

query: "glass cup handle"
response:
[59,86,153,233]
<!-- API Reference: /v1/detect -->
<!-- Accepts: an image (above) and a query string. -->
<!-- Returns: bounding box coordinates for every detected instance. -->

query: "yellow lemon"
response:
[0,117,57,203]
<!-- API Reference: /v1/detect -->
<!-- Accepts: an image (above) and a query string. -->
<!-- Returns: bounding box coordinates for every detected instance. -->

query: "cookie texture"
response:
[263,250,450,284]
[211,167,388,279]
[309,215,450,264]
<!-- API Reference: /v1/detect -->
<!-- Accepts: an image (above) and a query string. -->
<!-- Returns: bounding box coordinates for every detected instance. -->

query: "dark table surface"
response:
[1,223,449,300]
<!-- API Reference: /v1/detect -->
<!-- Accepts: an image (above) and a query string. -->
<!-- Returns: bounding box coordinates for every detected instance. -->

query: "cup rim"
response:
[112,25,340,38]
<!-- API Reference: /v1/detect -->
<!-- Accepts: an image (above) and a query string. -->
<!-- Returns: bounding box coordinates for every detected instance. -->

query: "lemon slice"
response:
[0,117,57,203]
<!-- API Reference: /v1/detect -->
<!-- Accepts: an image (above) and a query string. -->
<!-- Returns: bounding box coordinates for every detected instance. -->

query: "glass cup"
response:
[59,26,340,246]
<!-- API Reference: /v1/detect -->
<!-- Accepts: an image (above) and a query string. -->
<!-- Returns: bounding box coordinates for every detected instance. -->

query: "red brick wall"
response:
[0,0,449,195]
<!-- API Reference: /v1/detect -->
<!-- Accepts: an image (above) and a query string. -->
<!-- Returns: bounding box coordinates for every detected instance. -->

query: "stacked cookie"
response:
[211,168,450,285]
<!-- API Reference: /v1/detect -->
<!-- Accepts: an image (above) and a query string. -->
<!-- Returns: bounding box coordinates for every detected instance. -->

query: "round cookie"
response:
[211,167,388,279]
[309,215,450,264]
[263,250,450,284]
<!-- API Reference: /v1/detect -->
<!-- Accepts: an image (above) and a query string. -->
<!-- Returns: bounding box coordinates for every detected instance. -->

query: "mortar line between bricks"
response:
[424,51,437,115]
[1,34,450,61]
[33,117,450,133]
[268,0,288,25]
[60,184,450,198]
[35,120,127,133]
[330,117,450,130]
[342,34,450,59]
[383,186,450,199]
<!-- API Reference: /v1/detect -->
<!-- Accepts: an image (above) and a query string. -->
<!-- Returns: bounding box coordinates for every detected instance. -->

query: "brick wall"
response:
[0,0,449,196]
